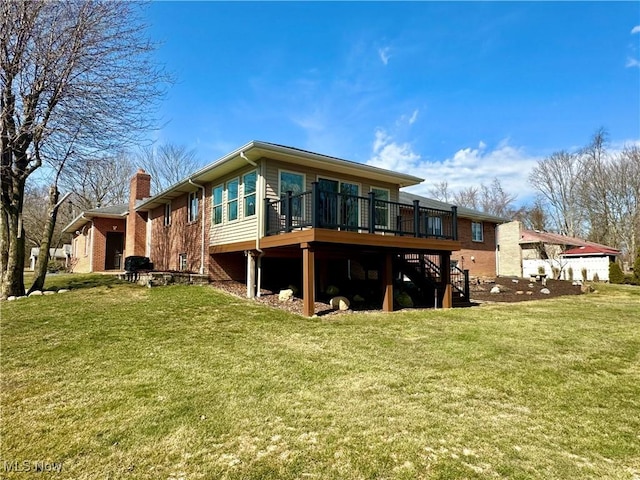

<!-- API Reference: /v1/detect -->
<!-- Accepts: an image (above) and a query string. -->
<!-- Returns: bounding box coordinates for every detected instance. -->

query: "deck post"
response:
[264,198,271,234]
[285,191,293,232]
[368,191,376,234]
[246,251,255,299]
[311,182,319,228]
[382,252,394,312]
[413,200,420,237]
[441,253,452,308]
[302,245,315,317]
[451,206,458,240]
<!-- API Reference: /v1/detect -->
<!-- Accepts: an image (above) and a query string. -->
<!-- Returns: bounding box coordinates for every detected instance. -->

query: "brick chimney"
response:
[126,169,152,258]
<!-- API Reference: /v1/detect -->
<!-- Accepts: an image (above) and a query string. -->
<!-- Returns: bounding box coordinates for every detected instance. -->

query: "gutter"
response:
[188,179,206,275]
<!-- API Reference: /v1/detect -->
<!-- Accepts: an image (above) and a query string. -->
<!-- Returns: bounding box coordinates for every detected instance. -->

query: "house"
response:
[497,221,620,281]
[65,141,469,315]
[399,192,509,279]
[29,245,72,270]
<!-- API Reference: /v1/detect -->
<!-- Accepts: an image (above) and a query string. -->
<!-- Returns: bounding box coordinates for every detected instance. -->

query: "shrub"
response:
[581,268,588,282]
[609,262,625,284]
[538,265,546,275]
[552,267,560,279]
[568,267,574,282]
[592,273,600,283]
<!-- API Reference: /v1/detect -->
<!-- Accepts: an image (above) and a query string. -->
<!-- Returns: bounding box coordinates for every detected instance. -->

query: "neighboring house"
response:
[65,141,470,315]
[399,192,509,279]
[497,221,620,281]
[29,245,72,270]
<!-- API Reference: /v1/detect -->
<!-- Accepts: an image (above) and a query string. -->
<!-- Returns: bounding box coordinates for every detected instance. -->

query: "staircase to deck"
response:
[396,254,471,308]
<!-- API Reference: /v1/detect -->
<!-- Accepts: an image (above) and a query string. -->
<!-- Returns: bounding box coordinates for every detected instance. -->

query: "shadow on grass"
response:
[40,273,129,292]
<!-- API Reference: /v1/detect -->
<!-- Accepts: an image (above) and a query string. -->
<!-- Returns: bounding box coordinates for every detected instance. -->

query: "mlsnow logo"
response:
[3,460,63,473]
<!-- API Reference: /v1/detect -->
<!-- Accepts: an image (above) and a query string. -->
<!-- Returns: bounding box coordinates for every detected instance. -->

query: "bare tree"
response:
[479,178,518,218]
[137,143,202,195]
[452,186,479,210]
[59,151,135,212]
[428,181,451,203]
[529,150,586,237]
[1,0,166,298]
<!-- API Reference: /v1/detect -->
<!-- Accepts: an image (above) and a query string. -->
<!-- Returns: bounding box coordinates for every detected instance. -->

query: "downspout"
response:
[241,151,264,297]
[188,179,206,275]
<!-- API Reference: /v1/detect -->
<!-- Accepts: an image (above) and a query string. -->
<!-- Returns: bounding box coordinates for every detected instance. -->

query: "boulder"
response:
[490,286,501,294]
[287,285,299,295]
[353,294,365,303]
[7,296,16,301]
[58,289,70,293]
[528,283,535,288]
[28,290,43,297]
[512,279,519,284]
[581,284,595,293]
[278,289,294,302]
[540,288,551,295]
[329,296,350,311]
[526,291,534,295]
[516,291,524,295]
[43,291,56,296]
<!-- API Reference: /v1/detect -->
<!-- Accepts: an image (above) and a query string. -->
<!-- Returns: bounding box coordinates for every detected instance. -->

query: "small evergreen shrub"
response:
[609,262,625,284]
[568,267,574,281]
[581,268,588,282]
[592,273,600,283]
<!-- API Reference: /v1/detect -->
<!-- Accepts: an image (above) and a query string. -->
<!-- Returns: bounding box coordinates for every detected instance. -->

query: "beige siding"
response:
[264,158,400,202]
[497,221,522,277]
[209,165,260,247]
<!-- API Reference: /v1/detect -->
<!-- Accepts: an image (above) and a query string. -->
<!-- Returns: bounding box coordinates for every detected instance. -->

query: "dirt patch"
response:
[469,277,584,303]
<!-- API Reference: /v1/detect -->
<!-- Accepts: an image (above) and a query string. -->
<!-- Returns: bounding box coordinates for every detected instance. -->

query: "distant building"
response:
[29,245,72,271]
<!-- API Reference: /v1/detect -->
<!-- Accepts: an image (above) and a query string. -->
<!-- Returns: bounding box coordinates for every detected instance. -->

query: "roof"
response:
[398,191,511,223]
[30,245,72,259]
[62,203,129,233]
[137,141,425,212]
[519,229,619,252]
[562,245,620,257]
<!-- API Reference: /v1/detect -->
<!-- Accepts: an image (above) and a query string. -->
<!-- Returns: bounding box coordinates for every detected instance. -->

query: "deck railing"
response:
[265,182,458,240]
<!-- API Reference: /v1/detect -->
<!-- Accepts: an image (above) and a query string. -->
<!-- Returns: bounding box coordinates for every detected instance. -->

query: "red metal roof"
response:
[519,229,618,253]
[562,245,620,256]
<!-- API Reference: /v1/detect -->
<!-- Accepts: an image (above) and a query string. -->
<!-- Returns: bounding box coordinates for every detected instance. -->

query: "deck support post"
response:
[302,245,315,317]
[382,252,394,312]
[246,251,256,299]
[441,253,452,308]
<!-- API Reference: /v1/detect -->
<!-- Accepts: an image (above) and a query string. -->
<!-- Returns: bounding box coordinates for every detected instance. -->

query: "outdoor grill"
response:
[124,256,153,281]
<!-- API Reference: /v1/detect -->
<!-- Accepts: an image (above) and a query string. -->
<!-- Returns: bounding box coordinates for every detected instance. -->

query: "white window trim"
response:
[212,184,224,225]
[278,169,306,218]
[164,202,171,227]
[242,170,257,218]
[178,253,187,271]
[472,221,484,242]
[226,176,240,223]
[371,186,391,229]
[188,191,199,223]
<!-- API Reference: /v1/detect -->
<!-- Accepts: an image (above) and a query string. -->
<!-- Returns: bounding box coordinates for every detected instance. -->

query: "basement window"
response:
[178,253,187,271]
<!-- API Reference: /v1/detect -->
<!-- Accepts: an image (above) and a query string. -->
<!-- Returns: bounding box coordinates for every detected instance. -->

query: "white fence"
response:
[523,257,610,282]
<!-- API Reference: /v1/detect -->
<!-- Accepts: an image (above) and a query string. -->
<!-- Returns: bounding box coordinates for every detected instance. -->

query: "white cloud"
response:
[408,109,419,125]
[626,57,640,68]
[631,25,640,34]
[368,129,420,173]
[378,47,391,65]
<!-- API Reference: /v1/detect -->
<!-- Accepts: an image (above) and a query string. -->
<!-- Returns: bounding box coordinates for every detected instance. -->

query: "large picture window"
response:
[212,185,223,225]
[472,221,484,242]
[243,171,257,217]
[188,191,199,223]
[279,171,305,217]
[226,178,239,222]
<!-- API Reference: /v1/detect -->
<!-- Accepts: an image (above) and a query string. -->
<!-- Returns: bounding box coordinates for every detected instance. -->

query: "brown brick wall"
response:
[92,218,126,271]
[126,169,152,258]
[451,218,498,278]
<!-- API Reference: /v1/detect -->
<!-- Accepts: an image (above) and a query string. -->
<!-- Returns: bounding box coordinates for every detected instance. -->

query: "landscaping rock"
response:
[490,286,501,294]
[28,290,43,297]
[330,296,350,311]
[353,294,365,303]
[516,291,524,295]
[58,289,69,293]
[581,284,595,293]
[540,288,551,295]
[43,291,56,296]
[278,289,294,302]
[526,291,534,295]
[7,296,16,301]
[512,279,519,284]
[528,283,535,288]
[287,285,299,295]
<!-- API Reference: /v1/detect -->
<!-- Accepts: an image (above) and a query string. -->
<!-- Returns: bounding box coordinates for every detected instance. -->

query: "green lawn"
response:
[1,276,639,479]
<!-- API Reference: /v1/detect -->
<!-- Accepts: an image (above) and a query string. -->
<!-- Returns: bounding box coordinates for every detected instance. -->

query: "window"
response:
[164,202,171,226]
[472,221,484,242]
[243,171,257,217]
[279,171,305,217]
[226,178,239,221]
[371,187,390,228]
[212,185,223,225]
[188,191,199,223]
[427,216,443,236]
[178,253,187,271]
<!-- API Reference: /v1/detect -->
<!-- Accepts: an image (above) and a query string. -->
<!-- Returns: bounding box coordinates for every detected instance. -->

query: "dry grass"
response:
[1,276,639,479]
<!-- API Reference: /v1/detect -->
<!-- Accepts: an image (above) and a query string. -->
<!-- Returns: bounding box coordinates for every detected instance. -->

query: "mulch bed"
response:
[469,277,584,303]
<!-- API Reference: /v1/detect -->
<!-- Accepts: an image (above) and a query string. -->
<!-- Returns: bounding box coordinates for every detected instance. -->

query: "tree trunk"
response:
[0,206,26,299]
[28,185,60,294]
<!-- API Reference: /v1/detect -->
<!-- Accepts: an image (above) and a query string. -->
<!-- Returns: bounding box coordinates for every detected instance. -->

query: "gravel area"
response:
[469,277,584,303]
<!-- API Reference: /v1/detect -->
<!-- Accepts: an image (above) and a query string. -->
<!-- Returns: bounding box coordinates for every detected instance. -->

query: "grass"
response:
[1,275,639,479]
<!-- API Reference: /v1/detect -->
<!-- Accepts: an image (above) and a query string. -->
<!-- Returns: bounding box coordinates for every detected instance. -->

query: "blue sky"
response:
[145,1,640,203]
